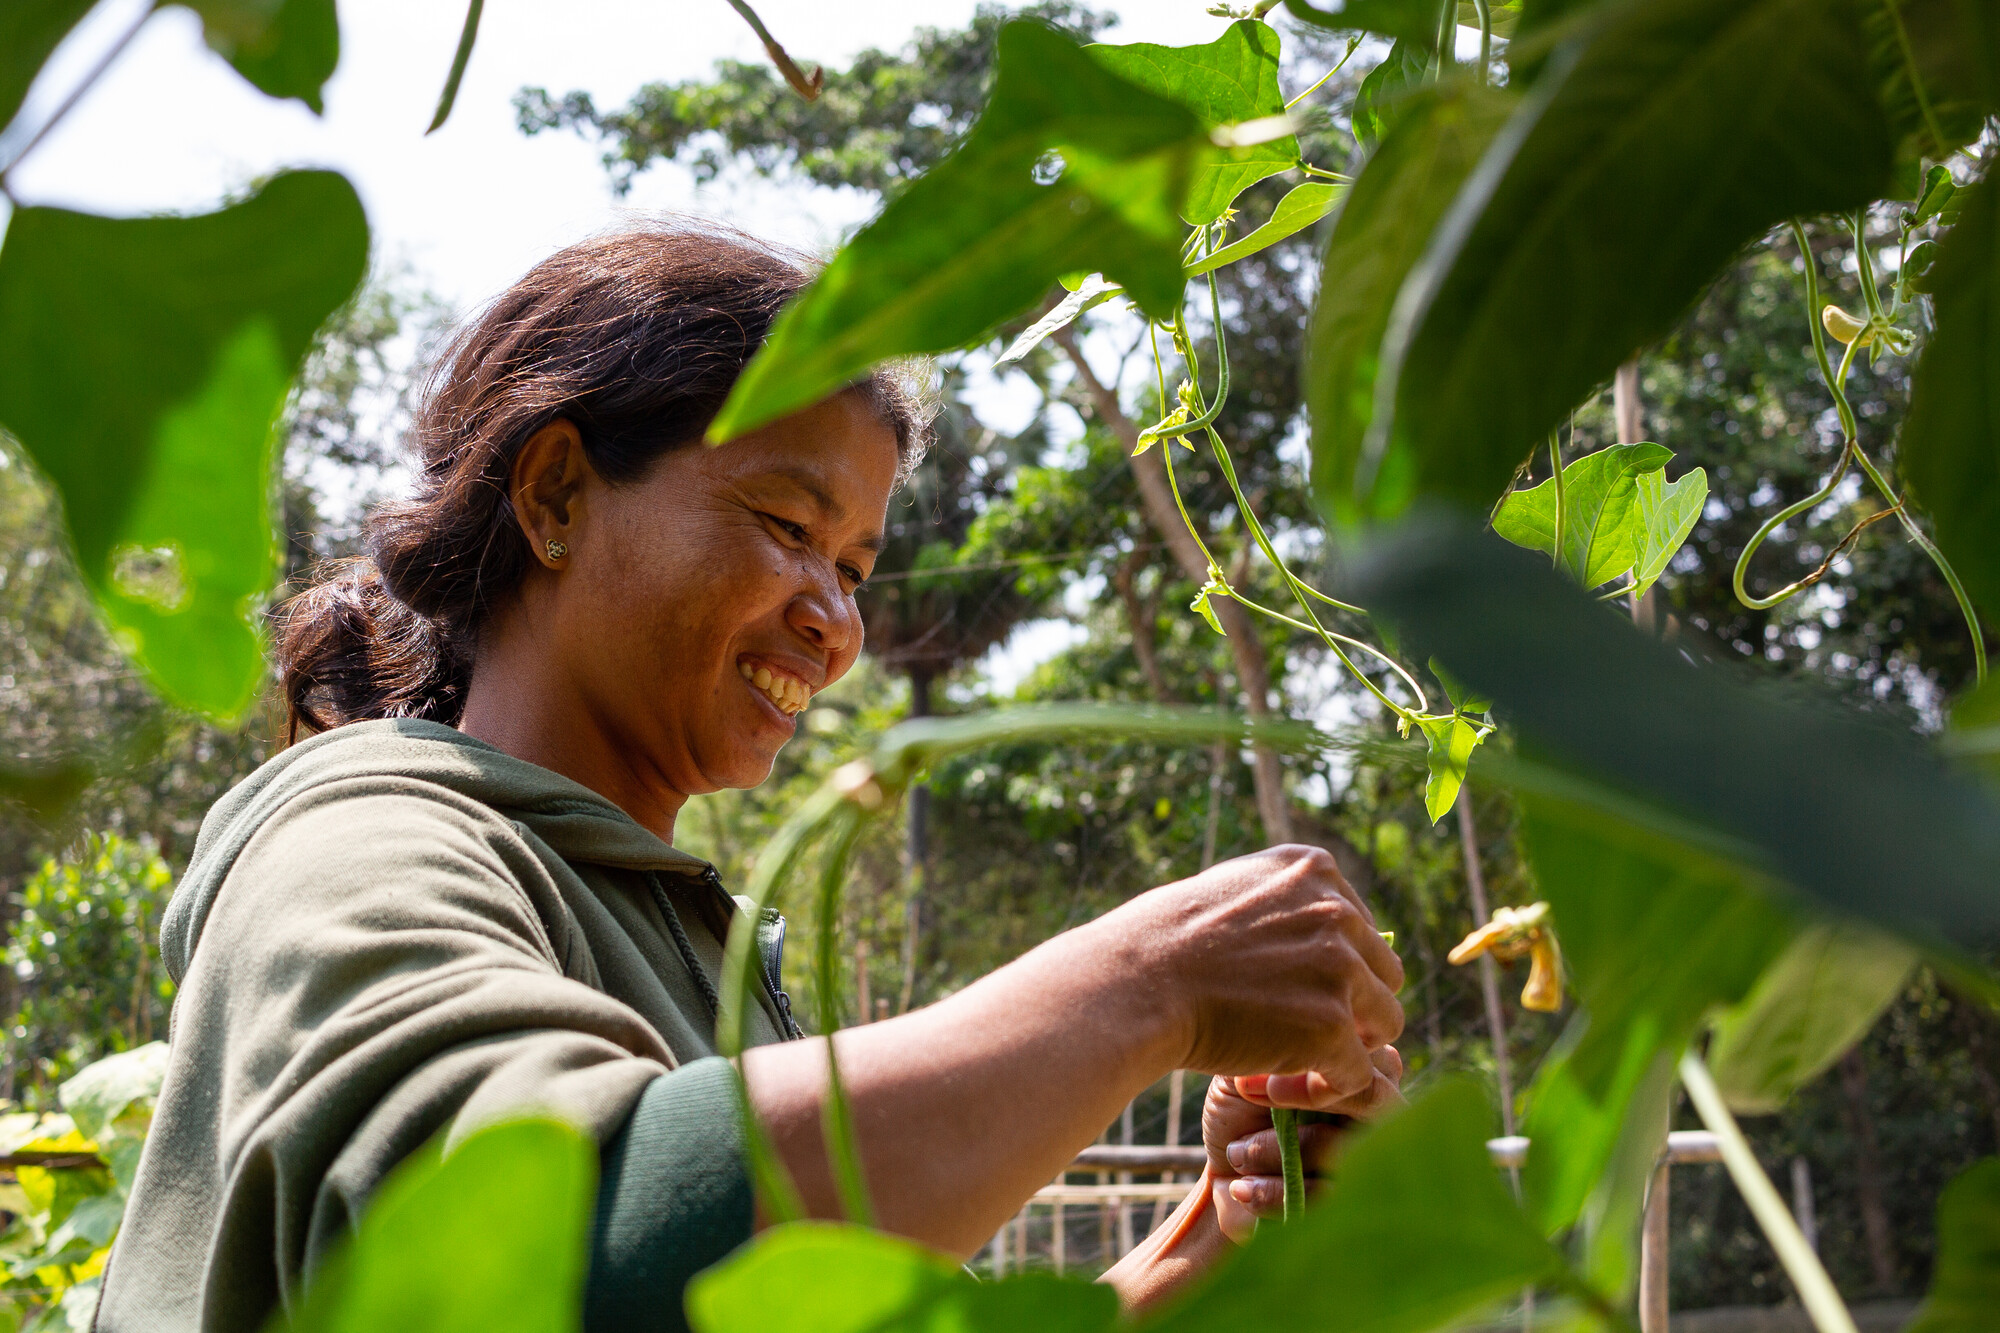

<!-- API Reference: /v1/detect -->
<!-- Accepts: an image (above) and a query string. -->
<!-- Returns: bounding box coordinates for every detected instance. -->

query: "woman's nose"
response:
[785,565,857,654]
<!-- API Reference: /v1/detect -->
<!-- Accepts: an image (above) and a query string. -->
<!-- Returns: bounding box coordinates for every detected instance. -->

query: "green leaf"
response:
[1460,0,1523,38]
[1861,0,1993,162]
[184,0,341,113]
[709,21,1204,442]
[1430,655,1491,714]
[1909,1159,2000,1333]
[1353,515,2000,951]
[688,1222,1118,1333]
[1090,20,1295,225]
[275,1118,596,1333]
[1516,795,1794,1230]
[1381,0,1895,521]
[1190,582,1228,637]
[1629,464,1708,598]
[1491,443,1672,589]
[0,170,369,720]
[1146,1078,1570,1333]
[1308,82,1514,526]
[1282,0,1448,47]
[0,0,95,137]
[1708,923,1917,1114]
[1185,181,1342,277]
[1352,39,1431,153]
[1420,713,1483,823]
[428,0,484,133]
[58,1044,168,1144]
[995,276,1121,367]
[1904,178,2000,623]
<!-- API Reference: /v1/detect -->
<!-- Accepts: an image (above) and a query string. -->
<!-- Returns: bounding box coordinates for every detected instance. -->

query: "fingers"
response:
[1289,845,1405,996]
[1241,1046,1407,1113]
[1223,1121,1346,1177]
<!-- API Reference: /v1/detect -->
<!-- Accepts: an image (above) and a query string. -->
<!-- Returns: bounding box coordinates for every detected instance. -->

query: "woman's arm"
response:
[740,843,1404,1258]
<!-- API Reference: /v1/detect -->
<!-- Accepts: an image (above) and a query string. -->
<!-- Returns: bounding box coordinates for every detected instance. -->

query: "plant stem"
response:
[0,4,152,190]
[1852,211,1886,323]
[1548,433,1566,573]
[1473,0,1493,83]
[722,0,824,99]
[1285,37,1361,110]
[1848,442,1987,681]
[1679,1052,1859,1333]
[1270,1106,1306,1222]
[814,805,874,1225]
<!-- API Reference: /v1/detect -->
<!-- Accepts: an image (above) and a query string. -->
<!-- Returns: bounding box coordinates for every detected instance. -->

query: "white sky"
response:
[6,0,1223,310]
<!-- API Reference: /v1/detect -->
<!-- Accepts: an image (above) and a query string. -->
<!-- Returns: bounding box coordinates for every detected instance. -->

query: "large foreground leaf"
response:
[1147,1078,1572,1333]
[185,0,341,112]
[1707,923,1917,1114]
[1090,19,1295,225]
[1307,82,1513,525]
[277,1119,596,1333]
[1516,798,1794,1229]
[709,20,1204,441]
[0,170,369,719]
[1904,178,2000,622]
[1371,0,1894,520]
[1908,1159,2000,1333]
[689,1224,1117,1333]
[1351,514,2000,951]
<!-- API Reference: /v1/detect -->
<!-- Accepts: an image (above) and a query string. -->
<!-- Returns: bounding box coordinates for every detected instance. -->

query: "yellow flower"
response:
[1449,901,1565,1012]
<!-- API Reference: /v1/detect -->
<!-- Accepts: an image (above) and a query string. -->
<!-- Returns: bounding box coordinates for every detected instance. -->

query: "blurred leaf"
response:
[1283,0,1446,46]
[1629,465,1707,598]
[1516,795,1794,1229]
[689,1223,1117,1333]
[1908,1159,2000,1333]
[184,0,340,112]
[1308,82,1514,525]
[1420,713,1482,823]
[1376,0,1894,521]
[1460,0,1523,38]
[275,1118,595,1333]
[58,1044,167,1144]
[1186,181,1341,277]
[0,170,368,720]
[1431,656,1491,714]
[1492,443,1671,590]
[995,276,1121,366]
[1904,178,2000,623]
[0,0,94,136]
[1352,39,1430,152]
[0,758,92,823]
[709,21,1204,441]
[1145,1078,1570,1333]
[1861,0,1994,162]
[1352,516,2000,951]
[1090,19,1295,225]
[427,0,484,133]
[1708,924,1917,1114]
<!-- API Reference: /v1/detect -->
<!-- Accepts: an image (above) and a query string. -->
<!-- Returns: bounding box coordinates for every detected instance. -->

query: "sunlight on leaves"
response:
[1419,713,1481,823]
[1185,181,1342,277]
[1089,19,1294,225]
[709,21,1205,441]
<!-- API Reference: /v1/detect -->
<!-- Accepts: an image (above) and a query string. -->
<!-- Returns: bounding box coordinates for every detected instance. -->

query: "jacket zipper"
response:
[700,866,801,1040]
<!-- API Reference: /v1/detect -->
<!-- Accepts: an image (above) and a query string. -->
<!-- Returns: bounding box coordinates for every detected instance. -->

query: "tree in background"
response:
[5,834,173,1106]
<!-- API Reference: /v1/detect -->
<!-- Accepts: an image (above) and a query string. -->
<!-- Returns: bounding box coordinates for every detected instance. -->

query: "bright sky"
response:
[7,0,1222,311]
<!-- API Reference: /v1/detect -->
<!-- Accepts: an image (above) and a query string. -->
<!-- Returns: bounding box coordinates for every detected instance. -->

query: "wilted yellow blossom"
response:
[1449,901,1565,1012]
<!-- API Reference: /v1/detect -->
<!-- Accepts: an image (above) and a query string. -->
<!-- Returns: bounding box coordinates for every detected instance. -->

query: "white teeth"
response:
[739,661,754,680]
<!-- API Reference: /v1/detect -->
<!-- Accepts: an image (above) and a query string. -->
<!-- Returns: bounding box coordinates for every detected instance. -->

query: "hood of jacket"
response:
[162,718,717,984]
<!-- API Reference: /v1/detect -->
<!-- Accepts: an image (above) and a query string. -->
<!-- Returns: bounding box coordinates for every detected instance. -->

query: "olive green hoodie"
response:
[94,719,796,1333]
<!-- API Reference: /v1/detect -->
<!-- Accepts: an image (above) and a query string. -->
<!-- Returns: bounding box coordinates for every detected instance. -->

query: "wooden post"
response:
[1792,1156,1819,1254]
[1639,1159,1671,1333]
[1164,1068,1185,1184]
[1116,1099,1135,1256]
[855,937,870,1023]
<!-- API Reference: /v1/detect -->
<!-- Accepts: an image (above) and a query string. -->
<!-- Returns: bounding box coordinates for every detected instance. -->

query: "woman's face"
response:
[530,393,899,800]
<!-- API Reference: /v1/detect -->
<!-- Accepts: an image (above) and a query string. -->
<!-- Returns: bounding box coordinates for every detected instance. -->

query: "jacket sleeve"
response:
[115,777,747,1331]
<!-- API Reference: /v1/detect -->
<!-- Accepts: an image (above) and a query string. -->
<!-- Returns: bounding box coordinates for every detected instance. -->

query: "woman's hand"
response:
[1203,1048,1404,1243]
[1104,844,1405,1097]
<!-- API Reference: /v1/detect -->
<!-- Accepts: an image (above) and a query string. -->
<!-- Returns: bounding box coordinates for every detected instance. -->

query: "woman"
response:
[98,225,1404,1332]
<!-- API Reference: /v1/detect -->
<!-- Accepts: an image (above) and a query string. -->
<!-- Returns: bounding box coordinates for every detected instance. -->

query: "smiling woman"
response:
[94,223,1406,1333]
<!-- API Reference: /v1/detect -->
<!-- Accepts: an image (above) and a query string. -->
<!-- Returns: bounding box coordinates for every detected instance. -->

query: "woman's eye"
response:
[766,515,808,542]
[840,565,867,589]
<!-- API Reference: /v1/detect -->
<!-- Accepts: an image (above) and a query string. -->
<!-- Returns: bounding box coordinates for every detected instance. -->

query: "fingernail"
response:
[1237,1074,1269,1098]
[1267,1073,1307,1103]
[1226,1139,1249,1171]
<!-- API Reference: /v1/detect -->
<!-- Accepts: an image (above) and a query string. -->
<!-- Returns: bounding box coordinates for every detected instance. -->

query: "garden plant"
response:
[1,0,1999,1331]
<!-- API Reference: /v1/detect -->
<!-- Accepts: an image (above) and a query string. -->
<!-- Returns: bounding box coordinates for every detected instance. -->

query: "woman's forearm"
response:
[741,912,1186,1255]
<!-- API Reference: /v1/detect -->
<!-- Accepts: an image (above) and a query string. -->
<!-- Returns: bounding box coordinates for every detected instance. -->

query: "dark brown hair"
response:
[275,222,930,738]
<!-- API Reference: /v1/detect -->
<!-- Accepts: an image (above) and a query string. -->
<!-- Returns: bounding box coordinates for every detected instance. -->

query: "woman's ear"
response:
[510,420,591,568]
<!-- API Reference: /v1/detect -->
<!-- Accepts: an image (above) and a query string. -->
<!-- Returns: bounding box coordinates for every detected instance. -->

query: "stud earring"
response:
[545,539,568,562]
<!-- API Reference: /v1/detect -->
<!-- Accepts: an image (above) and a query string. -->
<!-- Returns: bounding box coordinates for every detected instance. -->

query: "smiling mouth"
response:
[739,660,811,716]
